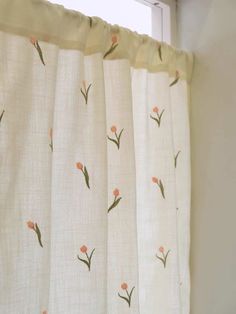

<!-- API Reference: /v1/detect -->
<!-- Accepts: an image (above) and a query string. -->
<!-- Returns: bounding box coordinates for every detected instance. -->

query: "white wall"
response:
[177,0,236,313]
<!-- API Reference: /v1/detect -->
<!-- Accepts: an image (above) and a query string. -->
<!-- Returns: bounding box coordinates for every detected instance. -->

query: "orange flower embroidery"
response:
[30,36,45,66]
[156,246,170,268]
[107,125,124,150]
[118,282,135,307]
[104,35,119,59]
[150,106,165,127]
[108,188,122,213]
[152,176,165,199]
[26,221,43,247]
[76,162,90,189]
[77,245,95,271]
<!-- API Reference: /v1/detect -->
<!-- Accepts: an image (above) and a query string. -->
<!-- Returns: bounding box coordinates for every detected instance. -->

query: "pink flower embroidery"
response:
[26,221,43,247]
[108,188,122,213]
[30,36,45,66]
[80,80,92,105]
[152,176,165,199]
[107,125,124,150]
[77,245,95,271]
[118,282,135,307]
[76,162,90,189]
[150,106,165,127]
[104,35,119,59]
[156,246,170,268]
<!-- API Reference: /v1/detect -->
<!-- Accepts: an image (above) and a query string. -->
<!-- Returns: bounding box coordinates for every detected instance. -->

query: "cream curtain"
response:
[0,1,193,314]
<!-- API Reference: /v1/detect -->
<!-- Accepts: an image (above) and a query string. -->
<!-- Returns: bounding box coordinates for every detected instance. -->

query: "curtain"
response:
[0,1,193,313]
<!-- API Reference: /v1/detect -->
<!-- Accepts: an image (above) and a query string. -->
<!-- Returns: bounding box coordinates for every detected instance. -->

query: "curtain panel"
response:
[0,1,193,313]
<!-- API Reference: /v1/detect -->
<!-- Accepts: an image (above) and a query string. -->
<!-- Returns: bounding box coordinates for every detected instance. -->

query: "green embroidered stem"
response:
[35,223,43,248]
[158,45,162,61]
[174,151,181,168]
[77,248,95,271]
[118,286,135,307]
[108,196,122,213]
[107,128,124,150]
[0,109,5,124]
[156,249,170,268]
[104,43,119,59]
[80,83,92,104]
[150,109,165,127]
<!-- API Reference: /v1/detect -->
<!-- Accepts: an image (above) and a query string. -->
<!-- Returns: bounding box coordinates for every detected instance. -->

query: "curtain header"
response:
[0,0,193,82]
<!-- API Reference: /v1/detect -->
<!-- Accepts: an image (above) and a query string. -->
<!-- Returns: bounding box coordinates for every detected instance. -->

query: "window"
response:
[48,0,174,44]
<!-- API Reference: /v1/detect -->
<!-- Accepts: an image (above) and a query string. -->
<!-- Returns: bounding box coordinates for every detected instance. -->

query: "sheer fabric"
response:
[0,1,192,313]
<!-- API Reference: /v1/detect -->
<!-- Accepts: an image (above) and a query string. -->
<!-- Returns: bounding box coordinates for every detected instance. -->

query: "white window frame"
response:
[135,0,177,45]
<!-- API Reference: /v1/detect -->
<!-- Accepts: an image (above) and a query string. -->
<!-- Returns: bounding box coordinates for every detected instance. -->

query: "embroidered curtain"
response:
[0,1,193,313]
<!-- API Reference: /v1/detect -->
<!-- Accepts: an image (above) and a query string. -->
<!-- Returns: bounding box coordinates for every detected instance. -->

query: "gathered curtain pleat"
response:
[0,1,192,314]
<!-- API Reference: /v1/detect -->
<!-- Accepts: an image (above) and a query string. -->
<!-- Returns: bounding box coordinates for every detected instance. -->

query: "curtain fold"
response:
[0,1,192,314]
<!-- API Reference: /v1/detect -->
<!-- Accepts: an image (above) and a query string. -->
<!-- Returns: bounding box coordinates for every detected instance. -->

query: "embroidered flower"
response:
[156,246,170,268]
[104,35,119,59]
[26,221,43,247]
[80,80,92,105]
[169,70,180,87]
[77,245,95,271]
[76,162,90,189]
[107,126,124,150]
[108,188,122,213]
[152,176,165,199]
[150,106,165,127]
[30,36,45,66]
[118,282,135,307]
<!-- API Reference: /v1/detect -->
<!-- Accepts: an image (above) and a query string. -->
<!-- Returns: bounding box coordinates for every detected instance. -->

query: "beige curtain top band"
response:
[0,0,193,82]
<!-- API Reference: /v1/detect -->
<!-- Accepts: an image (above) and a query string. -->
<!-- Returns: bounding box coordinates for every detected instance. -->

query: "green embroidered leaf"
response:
[103,43,119,59]
[35,223,43,248]
[128,286,135,304]
[117,128,124,142]
[118,293,130,307]
[158,109,165,121]
[88,248,95,262]
[158,45,162,61]
[169,77,179,87]
[107,136,119,149]
[150,115,160,127]
[0,110,5,124]
[89,16,93,28]
[159,180,165,199]
[156,254,165,266]
[108,197,122,213]
[36,41,45,66]
[164,250,171,267]
[80,88,86,99]
[174,151,181,168]
[83,166,90,189]
[77,255,90,270]
[85,83,92,104]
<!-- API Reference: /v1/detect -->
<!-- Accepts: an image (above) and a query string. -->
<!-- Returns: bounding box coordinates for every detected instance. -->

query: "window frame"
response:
[135,0,177,45]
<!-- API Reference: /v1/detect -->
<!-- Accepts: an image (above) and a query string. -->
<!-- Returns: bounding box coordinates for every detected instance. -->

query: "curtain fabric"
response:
[0,1,193,314]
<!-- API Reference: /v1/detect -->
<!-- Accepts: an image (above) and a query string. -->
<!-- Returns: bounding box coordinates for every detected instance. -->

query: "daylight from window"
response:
[48,0,152,36]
